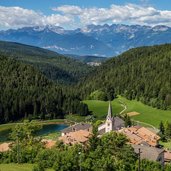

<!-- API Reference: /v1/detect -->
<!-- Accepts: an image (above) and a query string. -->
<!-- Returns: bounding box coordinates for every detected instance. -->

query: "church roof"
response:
[107,101,113,119]
[113,116,125,130]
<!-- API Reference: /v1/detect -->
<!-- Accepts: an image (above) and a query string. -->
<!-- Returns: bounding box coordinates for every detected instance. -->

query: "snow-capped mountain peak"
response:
[0,24,171,57]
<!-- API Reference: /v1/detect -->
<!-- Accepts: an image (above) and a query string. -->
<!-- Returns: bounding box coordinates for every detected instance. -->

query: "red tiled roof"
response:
[119,126,160,147]
[59,130,91,145]
[0,142,11,152]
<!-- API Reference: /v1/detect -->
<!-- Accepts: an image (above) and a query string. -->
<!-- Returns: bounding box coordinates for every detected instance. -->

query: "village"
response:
[54,102,171,165]
[1,102,171,168]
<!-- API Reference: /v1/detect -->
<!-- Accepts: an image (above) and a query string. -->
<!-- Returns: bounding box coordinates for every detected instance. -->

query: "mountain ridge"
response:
[1,24,171,56]
[0,41,92,84]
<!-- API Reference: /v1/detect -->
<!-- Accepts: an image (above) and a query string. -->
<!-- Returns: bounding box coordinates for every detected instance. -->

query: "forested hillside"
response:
[78,44,171,110]
[0,41,92,84]
[0,55,90,123]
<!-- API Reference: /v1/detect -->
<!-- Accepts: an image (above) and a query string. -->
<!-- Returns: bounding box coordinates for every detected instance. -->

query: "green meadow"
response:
[84,96,171,128]
[83,99,123,119]
[0,164,53,171]
[120,96,171,127]
[0,164,34,171]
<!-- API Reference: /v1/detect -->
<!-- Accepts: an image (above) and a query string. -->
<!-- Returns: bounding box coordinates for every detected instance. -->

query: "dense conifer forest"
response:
[1,42,171,123]
[78,44,171,110]
[0,41,93,84]
[0,55,90,123]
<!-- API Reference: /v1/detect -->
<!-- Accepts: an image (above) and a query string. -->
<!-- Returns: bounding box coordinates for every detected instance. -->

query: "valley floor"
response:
[84,96,171,128]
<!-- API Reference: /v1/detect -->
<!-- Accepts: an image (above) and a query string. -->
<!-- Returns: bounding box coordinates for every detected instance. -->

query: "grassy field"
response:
[159,141,171,150]
[65,114,86,122]
[41,132,61,140]
[84,96,171,128]
[0,164,34,171]
[83,99,123,120]
[119,96,171,127]
[0,164,53,171]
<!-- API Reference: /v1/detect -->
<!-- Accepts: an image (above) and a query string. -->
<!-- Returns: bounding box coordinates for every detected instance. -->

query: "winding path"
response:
[118,99,158,132]
[119,100,127,115]
[132,120,159,132]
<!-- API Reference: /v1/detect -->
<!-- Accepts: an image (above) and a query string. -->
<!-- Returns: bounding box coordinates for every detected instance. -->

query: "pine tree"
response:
[165,122,171,140]
[159,121,165,135]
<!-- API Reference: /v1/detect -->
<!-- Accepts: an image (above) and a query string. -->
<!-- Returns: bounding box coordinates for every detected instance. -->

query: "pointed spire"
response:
[107,101,112,119]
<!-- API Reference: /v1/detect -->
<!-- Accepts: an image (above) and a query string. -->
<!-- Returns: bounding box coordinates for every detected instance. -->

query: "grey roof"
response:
[61,123,92,133]
[132,144,164,161]
[113,116,125,130]
[98,128,106,135]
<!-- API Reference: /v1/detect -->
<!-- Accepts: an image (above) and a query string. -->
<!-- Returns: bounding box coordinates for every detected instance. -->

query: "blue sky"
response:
[0,0,171,29]
[1,0,171,11]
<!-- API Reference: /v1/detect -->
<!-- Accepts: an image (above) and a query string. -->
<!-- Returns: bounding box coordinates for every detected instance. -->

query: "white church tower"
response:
[98,101,125,135]
[105,102,114,133]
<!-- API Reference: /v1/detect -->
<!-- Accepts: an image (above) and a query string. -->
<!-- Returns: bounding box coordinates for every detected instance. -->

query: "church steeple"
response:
[107,101,112,119]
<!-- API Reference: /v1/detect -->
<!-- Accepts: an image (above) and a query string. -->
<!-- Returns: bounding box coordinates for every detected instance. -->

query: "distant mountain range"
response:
[67,54,107,63]
[1,24,171,56]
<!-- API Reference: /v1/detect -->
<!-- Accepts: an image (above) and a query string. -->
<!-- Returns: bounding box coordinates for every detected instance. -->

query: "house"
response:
[0,142,11,152]
[132,144,164,165]
[164,151,171,163]
[61,123,92,136]
[98,102,125,135]
[41,139,56,149]
[59,130,91,145]
[119,126,160,147]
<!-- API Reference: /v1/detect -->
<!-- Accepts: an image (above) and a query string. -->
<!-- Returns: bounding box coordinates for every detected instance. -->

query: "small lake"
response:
[36,124,68,136]
[0,123,68,142]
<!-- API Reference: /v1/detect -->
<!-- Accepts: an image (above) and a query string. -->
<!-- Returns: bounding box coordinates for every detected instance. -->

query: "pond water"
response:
[36,124,68,136]
[0,124,68,142]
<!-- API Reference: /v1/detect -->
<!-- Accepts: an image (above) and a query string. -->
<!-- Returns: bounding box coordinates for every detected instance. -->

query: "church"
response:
[98,102,125,135]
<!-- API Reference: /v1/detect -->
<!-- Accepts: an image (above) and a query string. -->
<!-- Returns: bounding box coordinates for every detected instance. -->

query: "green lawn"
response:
[119,96,171,127]
[83,99,123,120]
[41,132,61,140]
[0,164,33,171]
[160,141,171,150]
[65,114,86,122]
[0,123,18,132]
[0,163,54,171]
[84,96,171,128]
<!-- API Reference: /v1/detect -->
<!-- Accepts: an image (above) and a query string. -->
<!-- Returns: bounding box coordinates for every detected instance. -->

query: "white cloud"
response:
[44,14,73,26]
[0,6,43,28]
[0,4,171,29]
[0,6,73,29]
[53,5,82,15]
[54,4,171,27]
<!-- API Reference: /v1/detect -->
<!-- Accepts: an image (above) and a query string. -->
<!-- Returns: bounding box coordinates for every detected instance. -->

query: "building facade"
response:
[98,102,125,135]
